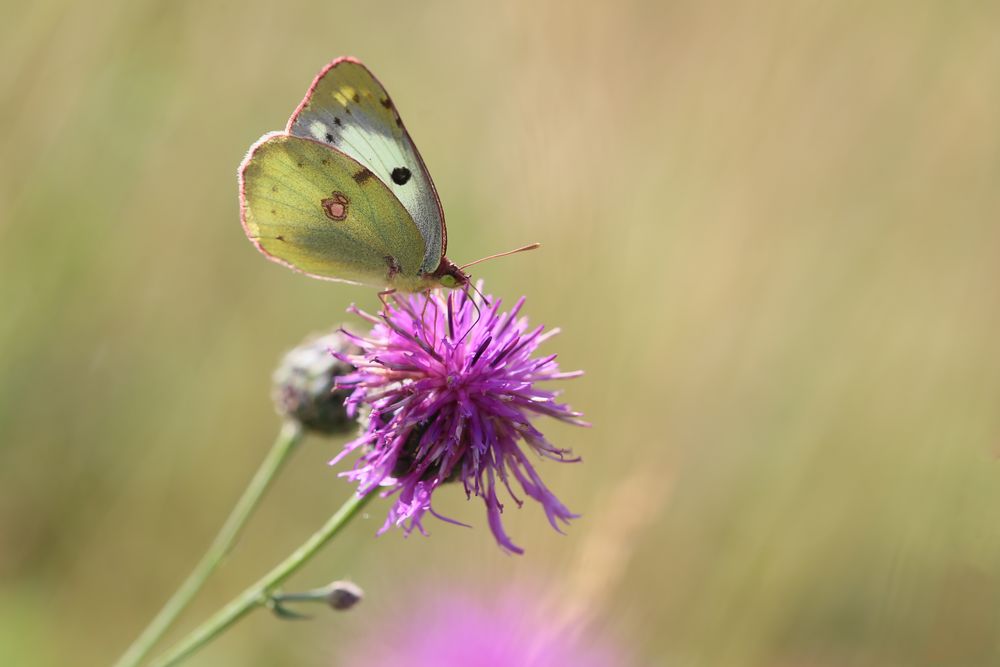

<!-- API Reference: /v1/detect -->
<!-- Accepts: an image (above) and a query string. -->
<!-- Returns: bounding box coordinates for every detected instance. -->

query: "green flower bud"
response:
[272,330,360,435]
[326,580,363,611]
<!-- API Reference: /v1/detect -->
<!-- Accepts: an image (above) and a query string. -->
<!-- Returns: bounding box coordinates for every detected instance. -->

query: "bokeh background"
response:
[3,1,1000,665]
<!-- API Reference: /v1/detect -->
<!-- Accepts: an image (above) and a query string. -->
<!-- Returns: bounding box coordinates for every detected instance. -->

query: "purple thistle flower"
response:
[332,284,587,554]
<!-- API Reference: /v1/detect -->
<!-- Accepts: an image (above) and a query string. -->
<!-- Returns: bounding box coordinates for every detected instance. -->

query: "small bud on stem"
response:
[269,580,364,619]
[272,330,361,434]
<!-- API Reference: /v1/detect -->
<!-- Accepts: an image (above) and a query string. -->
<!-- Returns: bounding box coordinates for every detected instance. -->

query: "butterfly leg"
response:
[464,281,491,308]
[462,294,483,343]
[427,295,441,346]
[377,288,397,312]
[419,292,435,334]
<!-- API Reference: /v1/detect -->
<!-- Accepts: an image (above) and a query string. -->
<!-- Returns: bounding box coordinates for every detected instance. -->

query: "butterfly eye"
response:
[391,167,412,185]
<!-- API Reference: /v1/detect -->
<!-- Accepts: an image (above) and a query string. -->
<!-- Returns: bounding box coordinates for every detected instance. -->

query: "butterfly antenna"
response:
[458,243,541,272]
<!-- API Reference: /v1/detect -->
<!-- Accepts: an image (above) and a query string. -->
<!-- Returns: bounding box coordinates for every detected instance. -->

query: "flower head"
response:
[343,587,624,667]
[333,285,586,554]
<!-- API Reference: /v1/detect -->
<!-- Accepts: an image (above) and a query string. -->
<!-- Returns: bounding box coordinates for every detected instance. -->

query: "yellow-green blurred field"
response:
[3,1,1000,665]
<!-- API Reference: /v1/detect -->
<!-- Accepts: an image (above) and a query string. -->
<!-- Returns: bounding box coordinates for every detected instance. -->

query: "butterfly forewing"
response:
[287,58,446,275]
[240,133,426,288]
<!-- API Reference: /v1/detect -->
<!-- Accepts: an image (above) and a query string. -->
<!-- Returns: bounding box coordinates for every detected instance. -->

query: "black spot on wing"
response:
[380,97,392,109]
[334,117,343,126]
[391,167,412,185]
[325,133,335,142]
[352,168,374,184]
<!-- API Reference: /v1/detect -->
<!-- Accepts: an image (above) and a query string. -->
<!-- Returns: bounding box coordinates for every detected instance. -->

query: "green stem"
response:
[148,489,376,667]
[113,420,305,667]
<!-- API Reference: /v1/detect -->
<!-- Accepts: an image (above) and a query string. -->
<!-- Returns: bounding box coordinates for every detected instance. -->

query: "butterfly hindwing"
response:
[240,132,427,288]
[286,57,446,275]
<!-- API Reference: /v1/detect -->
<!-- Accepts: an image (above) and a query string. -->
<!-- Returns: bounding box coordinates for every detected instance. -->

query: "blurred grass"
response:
[3,0,1000,665]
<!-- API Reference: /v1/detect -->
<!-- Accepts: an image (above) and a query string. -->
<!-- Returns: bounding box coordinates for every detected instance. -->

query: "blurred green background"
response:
[3,1,1000,665]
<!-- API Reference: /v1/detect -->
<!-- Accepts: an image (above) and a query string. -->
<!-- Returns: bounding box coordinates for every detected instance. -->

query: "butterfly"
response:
[240,57,493,293]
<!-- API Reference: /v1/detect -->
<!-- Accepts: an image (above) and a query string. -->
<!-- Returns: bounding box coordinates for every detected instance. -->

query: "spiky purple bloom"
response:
[332,285,586,554]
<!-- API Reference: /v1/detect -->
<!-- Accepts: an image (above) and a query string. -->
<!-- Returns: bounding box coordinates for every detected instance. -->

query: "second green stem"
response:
[149,489,375,667]
[113,420,305,667]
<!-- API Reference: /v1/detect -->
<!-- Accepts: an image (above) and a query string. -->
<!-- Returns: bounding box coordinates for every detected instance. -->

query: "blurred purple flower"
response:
[343,589,622,667]
[332,285,587,554]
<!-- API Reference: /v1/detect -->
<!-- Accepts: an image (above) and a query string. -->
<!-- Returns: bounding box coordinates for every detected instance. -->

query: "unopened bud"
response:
[272,330,360,434]
[326,580,363,611]
[269,580,364,619]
